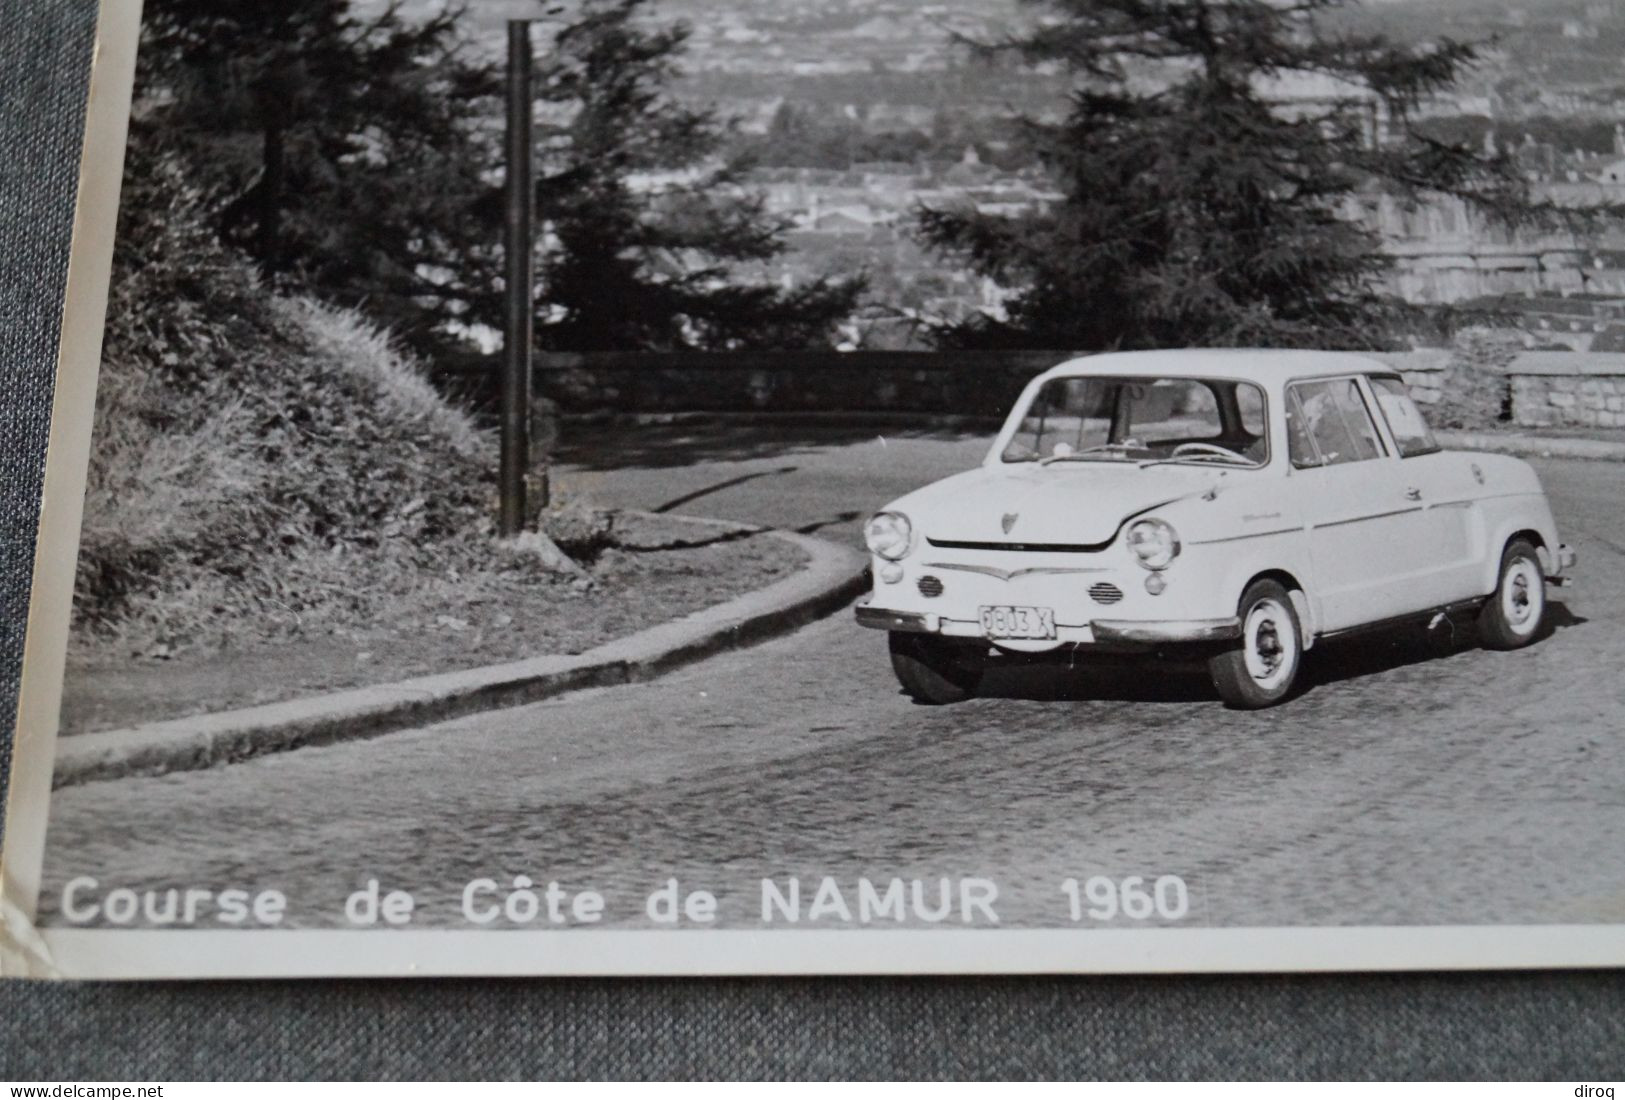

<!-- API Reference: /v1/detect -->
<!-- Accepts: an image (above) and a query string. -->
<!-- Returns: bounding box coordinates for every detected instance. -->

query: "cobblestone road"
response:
[34,427,1625,932]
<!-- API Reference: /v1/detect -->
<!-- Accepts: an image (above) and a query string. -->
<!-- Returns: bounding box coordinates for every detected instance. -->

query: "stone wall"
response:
[523,349,1458,417]
[434,348,1625,432]
[1504,352,1625,429]
[433,350,1071,420]
[1367,351,1449,406]
[1314,350,1625,431]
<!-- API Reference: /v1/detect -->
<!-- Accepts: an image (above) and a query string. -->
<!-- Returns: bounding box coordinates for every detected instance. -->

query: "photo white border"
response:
[3,0,1624,981]
[35,926,1625,979]
[1,0,141,980]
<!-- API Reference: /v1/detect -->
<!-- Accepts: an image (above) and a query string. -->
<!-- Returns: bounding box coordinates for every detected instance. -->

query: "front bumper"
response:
[1090,618,1242,644]
[854,605,941,634]
[1541,543,1578,584]
[854,604,1241,645]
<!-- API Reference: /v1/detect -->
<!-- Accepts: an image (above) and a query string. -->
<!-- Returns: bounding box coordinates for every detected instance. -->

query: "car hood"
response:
[896,462,1226,547]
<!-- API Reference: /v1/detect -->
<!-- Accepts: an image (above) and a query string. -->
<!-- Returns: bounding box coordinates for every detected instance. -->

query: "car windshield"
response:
[1000,376,1269,467]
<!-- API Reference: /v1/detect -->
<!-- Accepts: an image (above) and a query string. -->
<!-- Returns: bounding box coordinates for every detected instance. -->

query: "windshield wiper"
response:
[1137,454,1255,470]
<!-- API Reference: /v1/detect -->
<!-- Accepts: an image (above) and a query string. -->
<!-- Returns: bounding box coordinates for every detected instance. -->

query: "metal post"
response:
[500,20,535,537]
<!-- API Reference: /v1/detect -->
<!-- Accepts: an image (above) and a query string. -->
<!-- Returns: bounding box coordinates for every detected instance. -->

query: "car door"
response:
[1285,376,1428,631]
[1366,375,1485,604]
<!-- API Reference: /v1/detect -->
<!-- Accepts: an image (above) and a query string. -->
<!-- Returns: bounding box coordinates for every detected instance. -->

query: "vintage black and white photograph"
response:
[6,0,1625,977]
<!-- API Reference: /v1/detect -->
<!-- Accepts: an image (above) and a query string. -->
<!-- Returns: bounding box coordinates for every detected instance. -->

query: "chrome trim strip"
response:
[923,562,1112,581]
[1091,617,1242,644]
[924,495,1190,555]
[1311,506,1423,530]
[1426,499,1476,511]
[1189,527,1300,546]
[925,537,1114,553]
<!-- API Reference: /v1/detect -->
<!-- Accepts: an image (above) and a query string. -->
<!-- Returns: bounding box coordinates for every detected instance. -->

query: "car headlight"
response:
[864,511,914,561]
[1127,518,1180,570]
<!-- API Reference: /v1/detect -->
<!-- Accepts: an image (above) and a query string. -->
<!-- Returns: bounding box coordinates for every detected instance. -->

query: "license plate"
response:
[979,605,1056,640]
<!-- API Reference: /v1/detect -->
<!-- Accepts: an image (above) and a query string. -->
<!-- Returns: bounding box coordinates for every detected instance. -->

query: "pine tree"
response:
[917,0,1542,351]
[134,0,503,354]
[137,0,861,354]
[529,0,863,350]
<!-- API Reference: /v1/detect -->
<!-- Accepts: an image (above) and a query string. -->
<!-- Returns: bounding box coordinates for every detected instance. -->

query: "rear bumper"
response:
[853,604,1241,644]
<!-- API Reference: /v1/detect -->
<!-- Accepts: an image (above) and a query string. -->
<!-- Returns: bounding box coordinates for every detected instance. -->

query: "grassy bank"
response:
[76,150,806,674]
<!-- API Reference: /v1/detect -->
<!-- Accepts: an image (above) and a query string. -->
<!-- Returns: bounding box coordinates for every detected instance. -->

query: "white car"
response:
[855,349,1576,708]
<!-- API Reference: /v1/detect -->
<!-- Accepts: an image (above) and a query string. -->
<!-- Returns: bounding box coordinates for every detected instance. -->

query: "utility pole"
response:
[500,18,535,537]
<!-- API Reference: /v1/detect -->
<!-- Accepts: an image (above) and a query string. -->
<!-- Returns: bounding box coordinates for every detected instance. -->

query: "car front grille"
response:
[1088,582,1124,605]
[917,575,944,598]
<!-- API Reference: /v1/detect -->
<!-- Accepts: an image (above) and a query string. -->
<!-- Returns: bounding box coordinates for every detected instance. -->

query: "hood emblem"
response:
[1471,463,1485,485]
[1001,512,1019,534]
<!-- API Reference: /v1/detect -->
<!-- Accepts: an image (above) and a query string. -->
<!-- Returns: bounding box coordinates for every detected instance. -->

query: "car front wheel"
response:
[1207,580,1303,709]
[888,632,982,705]
[1477,538,1547,650]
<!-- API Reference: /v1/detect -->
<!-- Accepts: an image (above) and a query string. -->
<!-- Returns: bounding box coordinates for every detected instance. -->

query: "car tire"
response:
[889,632,982,705]
[1207,579,1303,709]
[1477,538,1547,650]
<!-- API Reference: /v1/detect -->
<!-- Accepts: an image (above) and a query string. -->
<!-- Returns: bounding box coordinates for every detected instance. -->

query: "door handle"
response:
[1404,487,1422,501]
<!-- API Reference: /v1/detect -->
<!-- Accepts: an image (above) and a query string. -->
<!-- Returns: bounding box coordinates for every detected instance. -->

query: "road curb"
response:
[1437,430,1625,463]
[52,525,868,789]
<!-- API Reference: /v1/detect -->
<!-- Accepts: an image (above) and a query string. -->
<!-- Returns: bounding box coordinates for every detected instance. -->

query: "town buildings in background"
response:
[444,0,1625,348]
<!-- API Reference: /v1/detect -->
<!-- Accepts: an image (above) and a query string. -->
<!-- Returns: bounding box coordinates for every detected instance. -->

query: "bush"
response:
[1428,327,1519,430]
[78,147,562,652]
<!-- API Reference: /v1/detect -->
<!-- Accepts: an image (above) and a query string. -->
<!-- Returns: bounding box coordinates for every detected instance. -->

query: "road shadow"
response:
[555,418,993,471]
[942,600,1588,706]
[651,467,800,512]
[642,472,866,535]
[796,510,866,536]
[973,653,1217,704]
[1297,599,1587,694]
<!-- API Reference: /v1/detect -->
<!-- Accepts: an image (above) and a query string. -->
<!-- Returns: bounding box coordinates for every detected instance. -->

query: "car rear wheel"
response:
[1207,580,1303,709]
[889,632,982,705]
[1477,538,1546,650]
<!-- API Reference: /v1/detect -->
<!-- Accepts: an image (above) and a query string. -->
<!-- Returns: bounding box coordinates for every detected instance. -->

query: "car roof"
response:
[1037,349,1393,386]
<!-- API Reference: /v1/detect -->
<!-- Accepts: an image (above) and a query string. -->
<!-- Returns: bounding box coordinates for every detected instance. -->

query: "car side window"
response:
[1236,383,1266,437]
[1369,376,1441,458]
[1286,379,1385,468]
[1285,392,1316,467]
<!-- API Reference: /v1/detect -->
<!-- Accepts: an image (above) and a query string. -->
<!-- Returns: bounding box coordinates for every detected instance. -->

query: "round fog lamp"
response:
[879,562,904,585]
[1144,572,1167,596]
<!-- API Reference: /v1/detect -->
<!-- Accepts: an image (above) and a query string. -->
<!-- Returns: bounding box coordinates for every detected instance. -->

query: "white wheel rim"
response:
[1243,597,1297,691]
[1501,557,1544,636]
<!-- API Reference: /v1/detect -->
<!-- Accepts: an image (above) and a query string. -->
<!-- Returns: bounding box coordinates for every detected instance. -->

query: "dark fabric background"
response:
[2,1,1622,1081]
